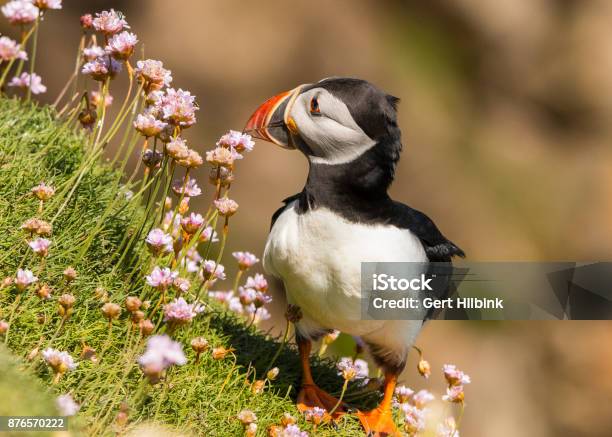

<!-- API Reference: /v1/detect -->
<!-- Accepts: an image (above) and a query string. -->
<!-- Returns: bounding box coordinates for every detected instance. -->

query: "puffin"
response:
[244,77,464,436]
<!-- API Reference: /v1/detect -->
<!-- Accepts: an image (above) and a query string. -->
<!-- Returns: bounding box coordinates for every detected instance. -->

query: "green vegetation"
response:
[0,97,371,436]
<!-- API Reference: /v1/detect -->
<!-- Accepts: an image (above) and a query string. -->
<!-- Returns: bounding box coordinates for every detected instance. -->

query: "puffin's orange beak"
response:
[243,85,304,149]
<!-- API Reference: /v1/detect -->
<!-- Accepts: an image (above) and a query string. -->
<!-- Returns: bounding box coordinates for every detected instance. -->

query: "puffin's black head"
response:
[244,78,401,166]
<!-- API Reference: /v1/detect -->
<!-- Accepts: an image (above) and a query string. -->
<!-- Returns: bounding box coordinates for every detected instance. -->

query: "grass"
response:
[0,97,374,436]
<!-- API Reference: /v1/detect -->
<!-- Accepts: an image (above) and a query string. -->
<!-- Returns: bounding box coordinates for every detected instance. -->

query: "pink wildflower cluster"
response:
[0,36,27,61]
[163,297,205,326]
[138,335,186,382]
[209,273,272,325]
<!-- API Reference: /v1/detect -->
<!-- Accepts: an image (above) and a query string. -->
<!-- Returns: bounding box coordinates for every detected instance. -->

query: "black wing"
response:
[391,201,465,262]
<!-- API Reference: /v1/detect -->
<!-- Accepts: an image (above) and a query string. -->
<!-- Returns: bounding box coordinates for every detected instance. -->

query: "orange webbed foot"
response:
[357,407,402,437]
[297,383,346,420]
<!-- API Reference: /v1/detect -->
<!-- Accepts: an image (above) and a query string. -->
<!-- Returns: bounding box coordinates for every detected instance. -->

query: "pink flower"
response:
[32,0,62,11]
[201,260,226,281]
[31,182,54,200]
[133,113,167,137]
[0,36,27,61]
[394,385,414,405]
[413,389,435,408]
[9,72,46,94]
[80,14,93,29]
[162,211,182,236]
[138,335,186,381]
[442,385,465,403]
[401,404,426,435]
[165,137,189,160]
[228,297,243,313]
[277,424,308,437]
[213,198,238,216]
[28,238,51,257]
[304,406,326,424]
[216,130,255,153]
[206,146,242,167]
[91,91,113,108]
[56,394,79,416]
[82,56,122,81]
[337,357,369,382]
[238,287,256,306]
[135,59,172,91]
[443,364,471,386]
[172,177,201,197]
[161,88,198,127]
[145,228,173,255]
[245,305,271,324]
[208,290,233,305]
[93,9,129,35]
[173,277,191,293]
[15,268,37,291]
[199,226,218,243]
[232,251,259,270]
[245,274,268,292]
[82,45,105,61]
[145,266,177,290]
[2,1,38,25]
[105,31,138,60]
[42,348,77,373]
[163,297,205,325]
[180,212,204,234]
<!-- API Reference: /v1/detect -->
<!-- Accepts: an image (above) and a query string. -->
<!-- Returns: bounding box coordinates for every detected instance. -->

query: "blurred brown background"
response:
[3,0,612,435]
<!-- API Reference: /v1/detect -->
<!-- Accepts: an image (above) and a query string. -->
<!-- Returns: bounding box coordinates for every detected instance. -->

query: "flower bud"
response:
[142,149,163,169]
[191,337,209,354]
[245,423,257,437]
[59,293,75,309]
[80,14,93,29]
[79,108,97,129]
[102,302,121,320]
[27,347,39,361]
[280,413,296,426]
[139,319,154,336]
[125,296,142,313]
[81,345,97,363]
[36,283,52,300]
[36,313,46,324]
[131,310,145,324]
[251,380,265,395]
[178,197,190,215]
[237,409,257,426]
[1,277,13,288]
[0,320,9,334]
[115,411,128,427]
[212,346,233,360]
[164,196,172,210]
[63,267,77,282]
[417,359,431,379]
[95,287,108,302]
[266,367,279,381]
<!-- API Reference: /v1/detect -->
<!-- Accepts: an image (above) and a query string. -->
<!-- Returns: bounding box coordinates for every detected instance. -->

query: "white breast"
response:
[263,201,428,339]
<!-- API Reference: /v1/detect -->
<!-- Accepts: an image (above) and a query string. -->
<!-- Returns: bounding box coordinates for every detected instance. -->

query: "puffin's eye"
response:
[309,97,320,114]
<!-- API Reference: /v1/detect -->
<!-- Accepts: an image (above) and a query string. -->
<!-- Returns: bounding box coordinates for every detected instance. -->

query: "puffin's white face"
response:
[286,87,376,165]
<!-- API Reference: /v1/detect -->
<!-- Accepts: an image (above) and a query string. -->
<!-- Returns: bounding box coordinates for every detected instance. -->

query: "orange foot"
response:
[357,407,402,437]
[297,383,346,420]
